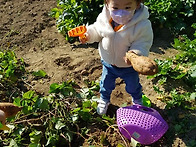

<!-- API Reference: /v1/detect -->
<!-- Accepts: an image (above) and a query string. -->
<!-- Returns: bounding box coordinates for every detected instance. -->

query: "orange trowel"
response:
[68,26,87,40]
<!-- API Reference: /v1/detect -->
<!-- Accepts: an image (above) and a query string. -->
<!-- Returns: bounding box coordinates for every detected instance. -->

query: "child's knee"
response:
[125,84,142,94]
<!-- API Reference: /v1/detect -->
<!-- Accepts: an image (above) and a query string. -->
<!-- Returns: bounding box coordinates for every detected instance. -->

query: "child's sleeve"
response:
[86,23,102,43]
[86,12,104,43]
[129,20,153,56]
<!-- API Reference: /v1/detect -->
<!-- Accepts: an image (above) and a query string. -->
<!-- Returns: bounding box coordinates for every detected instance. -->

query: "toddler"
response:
[81,0,153,115]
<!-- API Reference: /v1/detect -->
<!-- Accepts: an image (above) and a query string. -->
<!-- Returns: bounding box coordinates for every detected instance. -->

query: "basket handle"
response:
[135,104,154,113]
[119,126,140,145]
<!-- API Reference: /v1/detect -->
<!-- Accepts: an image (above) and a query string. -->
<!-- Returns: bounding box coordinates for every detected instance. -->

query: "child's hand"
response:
[126,51,159,75]
[79,33,89,44]
[124,51,135,65]
[124,56,132,65]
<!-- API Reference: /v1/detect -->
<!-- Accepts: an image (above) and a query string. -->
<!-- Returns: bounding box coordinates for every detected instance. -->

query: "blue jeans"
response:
[100,60,142,103]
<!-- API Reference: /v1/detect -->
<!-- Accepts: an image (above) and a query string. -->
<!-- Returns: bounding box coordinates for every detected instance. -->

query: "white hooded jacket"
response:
[86,4,153,67]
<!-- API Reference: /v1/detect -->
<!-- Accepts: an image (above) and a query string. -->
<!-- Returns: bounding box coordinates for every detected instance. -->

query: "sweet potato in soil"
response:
[0,110,6,125]
[0,103,23,118]
[126,52,158,75]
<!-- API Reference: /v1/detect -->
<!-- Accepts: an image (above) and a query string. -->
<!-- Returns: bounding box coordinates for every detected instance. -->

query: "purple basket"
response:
[117,104,168,145]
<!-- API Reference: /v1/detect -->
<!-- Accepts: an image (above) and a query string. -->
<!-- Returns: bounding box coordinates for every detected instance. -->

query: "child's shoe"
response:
[97,99,110,115]
[132,98,143,105]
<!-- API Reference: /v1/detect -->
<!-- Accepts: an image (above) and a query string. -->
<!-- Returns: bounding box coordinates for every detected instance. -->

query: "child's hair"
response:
[104,0,144,4]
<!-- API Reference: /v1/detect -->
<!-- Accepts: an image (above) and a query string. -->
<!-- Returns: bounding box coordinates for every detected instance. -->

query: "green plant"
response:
[173,23,196,63]
[170,113,196,137]
[165,90,195,109]
[49,80,77,97]
[149,24,196,88]
[148,59,187,85]
[0,50,25,99]
[0,79,116,146]
[142,95,151,107]
[0,50,25,83]
[145,0,195,33]
[172,23,196,89]
[149,24,196,111]
[186,65,196,90]
[32,70,47,78]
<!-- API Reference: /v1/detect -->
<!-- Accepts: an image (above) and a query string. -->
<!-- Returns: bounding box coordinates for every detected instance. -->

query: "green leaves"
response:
[49,81,76,97]
[149,59,187,85]
[55,120,66,130]
[165,90,191,109]
[13,90,50,115]
[32,70,47,78]
[190,92,196,101]
[0,75,113,146]
[0,122,3,129]
[29,130,42,144]
[0,50,25,82]
[148,23,196,111]
[172,23,196,89]
[9,139,19,147]
[145,0,195,33]
[186,65,196,90]
[142,95,151,107]
[23,90,35,99]
[34,97,49,111]
[71,99,96,122]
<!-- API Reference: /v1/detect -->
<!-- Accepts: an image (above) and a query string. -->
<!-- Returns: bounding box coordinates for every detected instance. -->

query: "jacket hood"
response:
[100,4,149,29]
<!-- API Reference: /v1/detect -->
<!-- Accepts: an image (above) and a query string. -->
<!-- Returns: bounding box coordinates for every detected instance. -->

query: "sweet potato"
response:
[0,110,6,125]
[0,103,23,118]
[0,110,10,130]
[126,52,158,75]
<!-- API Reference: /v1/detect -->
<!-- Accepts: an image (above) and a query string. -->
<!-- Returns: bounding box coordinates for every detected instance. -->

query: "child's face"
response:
[107,0,139,11]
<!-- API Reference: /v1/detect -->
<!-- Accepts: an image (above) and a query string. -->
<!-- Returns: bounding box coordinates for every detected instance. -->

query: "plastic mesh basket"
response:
[117,104,168,145]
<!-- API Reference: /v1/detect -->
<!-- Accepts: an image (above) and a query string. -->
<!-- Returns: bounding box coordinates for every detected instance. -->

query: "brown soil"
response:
[0,0,195,147]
